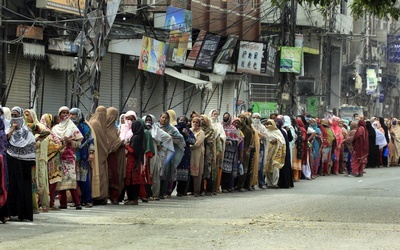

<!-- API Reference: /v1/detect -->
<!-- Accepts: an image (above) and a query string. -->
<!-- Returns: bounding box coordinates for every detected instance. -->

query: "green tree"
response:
[272,0,400,20]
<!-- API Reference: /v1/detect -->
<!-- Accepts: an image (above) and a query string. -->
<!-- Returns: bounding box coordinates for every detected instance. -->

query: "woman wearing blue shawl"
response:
[156,110,185,199]
[309,119,322,178]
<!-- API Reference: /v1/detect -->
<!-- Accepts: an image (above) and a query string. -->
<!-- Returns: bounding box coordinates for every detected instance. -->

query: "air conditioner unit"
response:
[297,79,315,96]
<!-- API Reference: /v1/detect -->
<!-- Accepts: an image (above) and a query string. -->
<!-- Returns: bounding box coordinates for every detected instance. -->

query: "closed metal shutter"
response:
[99,53,121,108]
[220,80,236,116]
[5,45,31,109]
[40,68,68,116]
[142,73,164,118]
[202,84,220,116]
[166,77,184,116]
[121,62,142,114]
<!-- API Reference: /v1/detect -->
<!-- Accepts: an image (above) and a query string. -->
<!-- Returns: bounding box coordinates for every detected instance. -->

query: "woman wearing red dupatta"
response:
[351,120,369,177]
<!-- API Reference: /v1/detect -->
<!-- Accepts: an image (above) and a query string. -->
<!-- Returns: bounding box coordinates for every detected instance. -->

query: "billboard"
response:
[237,41,264,74]
[138,36,168,76]
[280,46,303,74]
[185,30,207,68]
[194,33,221,70]
[166,31,190,64]
[36,0,87,16]
[387,35,400,63]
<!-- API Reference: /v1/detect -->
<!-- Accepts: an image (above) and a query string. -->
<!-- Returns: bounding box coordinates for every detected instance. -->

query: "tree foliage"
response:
[295,0,400,20]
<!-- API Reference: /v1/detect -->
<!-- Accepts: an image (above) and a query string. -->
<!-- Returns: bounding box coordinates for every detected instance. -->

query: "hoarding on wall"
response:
[280,46,302,74]
[387,35,400,63]
[214,35,239,65]
[237,41,264,74]
[367,69,378,91]
[165,6,192,33]
[36,0,87,16]
[16,25,44,40]
[166,31,190,64]
[185,30,207,68]
[252,102,278,118]
[307,97,318,117]
[138,36,168,76]
[195,33,221,70]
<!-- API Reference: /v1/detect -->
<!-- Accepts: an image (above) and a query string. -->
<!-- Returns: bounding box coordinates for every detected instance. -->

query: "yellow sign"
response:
[37,0,87,15]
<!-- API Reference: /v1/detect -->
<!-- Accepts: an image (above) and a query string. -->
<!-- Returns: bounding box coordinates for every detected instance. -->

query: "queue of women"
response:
[0,104,397,223]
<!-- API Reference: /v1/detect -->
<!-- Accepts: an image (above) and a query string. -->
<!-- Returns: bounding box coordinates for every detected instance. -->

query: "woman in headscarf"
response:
[144,114,174,200]
[390,119,400,166]
[175,116,195,197]
[253,113,268,189]
[105,107,126,205]
[39,114,62,210]
[344,121,358,175]
[118,114,125,132]
[378,117,390,167]
[264,119,286,188]
[53,106,83,209]
[291,117,302,182]
[88,106,109,205]
[221,113,242,193]
[200,115,215,195]
[156,110,185,199]
[208,110,226,193]
[351,119,369,177]
[276,118,294,188]
[0,118,8,223]
[0,106,10,131]
[119,110,137,142]
[309,119,322,178]
[331,117,344,175]
[189,117,205,197]
[70,108,95,208]
[124,120,147,205]
[296,117,310,179]
[6,107,36,221]
[366,121,380,168]
[24,109,49,213]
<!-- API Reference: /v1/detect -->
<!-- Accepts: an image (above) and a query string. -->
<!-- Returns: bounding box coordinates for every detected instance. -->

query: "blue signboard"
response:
[387,35,400,63]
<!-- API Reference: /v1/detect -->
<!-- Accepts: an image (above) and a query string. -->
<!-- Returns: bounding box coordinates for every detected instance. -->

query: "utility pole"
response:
[320,2,336,114]
[278,0,296,115]
[0,0,7,106]
[72,0,89,109]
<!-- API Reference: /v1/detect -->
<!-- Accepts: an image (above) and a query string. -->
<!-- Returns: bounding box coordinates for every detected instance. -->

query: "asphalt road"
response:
[1,167,400,250]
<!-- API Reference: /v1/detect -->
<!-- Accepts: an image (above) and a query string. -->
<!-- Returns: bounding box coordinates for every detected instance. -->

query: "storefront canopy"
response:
[164,68,213,90]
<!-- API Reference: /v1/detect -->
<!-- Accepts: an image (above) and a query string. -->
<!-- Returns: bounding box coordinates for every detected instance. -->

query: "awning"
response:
[23,43,45,59]
[303,47,319,55]
[200,72,225,84]
[47,54,75,71]
[165,68,212,90]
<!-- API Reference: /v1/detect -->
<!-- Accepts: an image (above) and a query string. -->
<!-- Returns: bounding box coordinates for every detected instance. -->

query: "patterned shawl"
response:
[264,119,286,173]
[7,106,36,161]
[222,112,242,142]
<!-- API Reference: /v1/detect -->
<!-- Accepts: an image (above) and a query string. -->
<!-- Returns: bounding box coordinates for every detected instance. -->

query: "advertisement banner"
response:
[138,36,168,76]
[280,47,303,74]
[252,102,278,118]
[260,40,277,77]
[366,69,378,91]
[165,6,192,33]
[387,35,400,63]
[237,41,264,74]
[214,35,239,65]
[37,0,87,16]
[166,31,190,64]
[185,30,207,68]
[195,33,221,70]
[307,97,319,117]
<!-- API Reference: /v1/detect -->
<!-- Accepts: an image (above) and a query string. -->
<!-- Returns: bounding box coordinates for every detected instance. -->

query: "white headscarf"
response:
[7,106,36,161]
